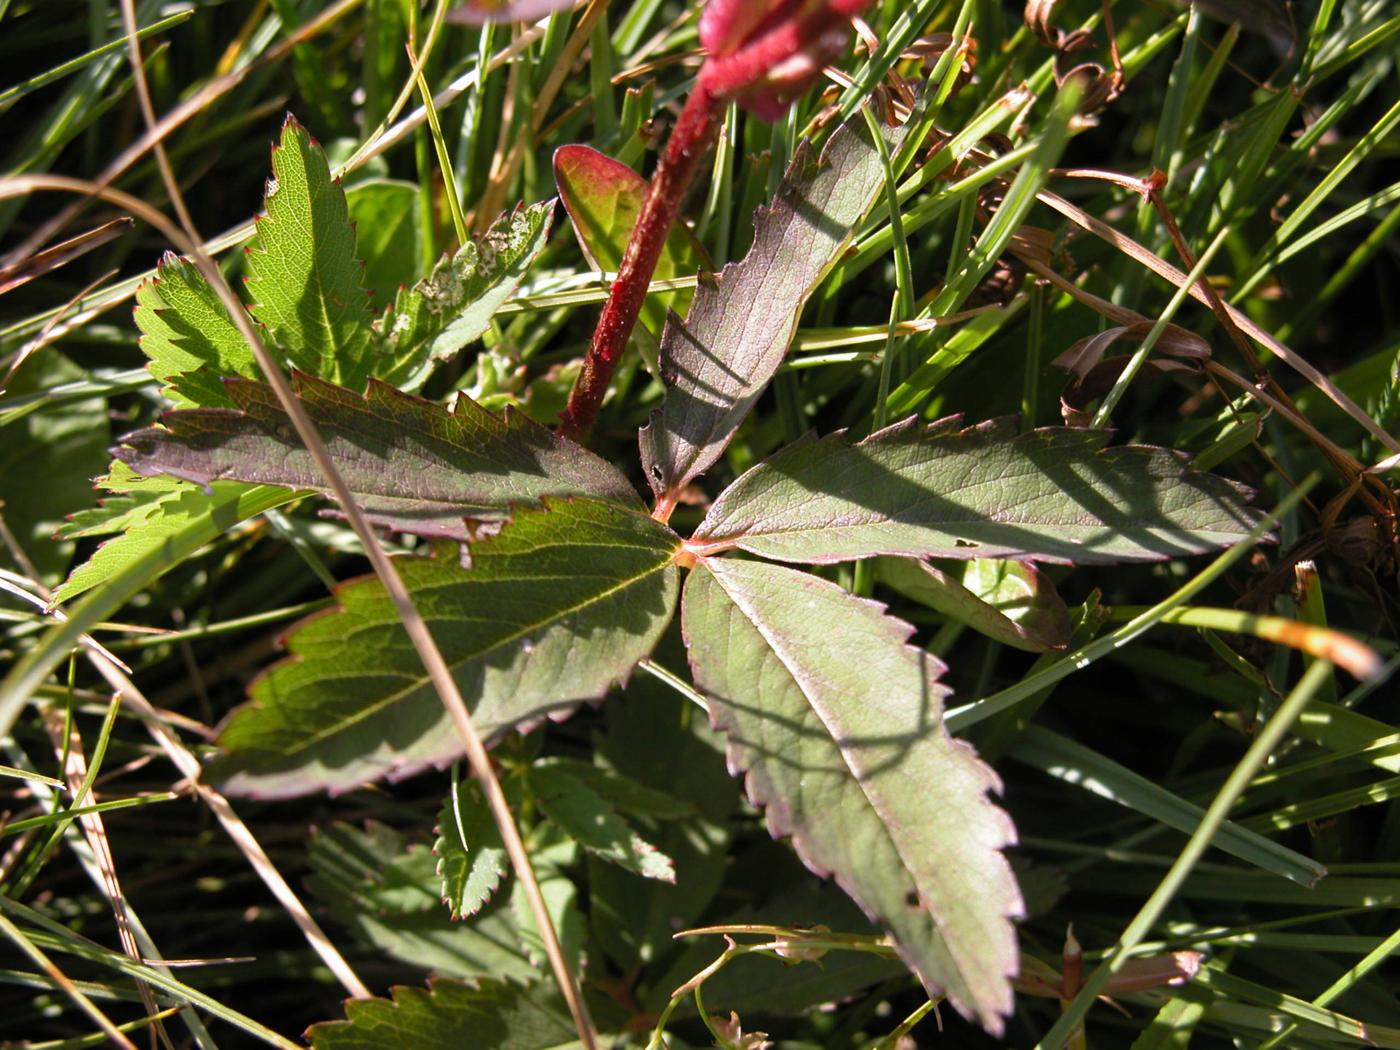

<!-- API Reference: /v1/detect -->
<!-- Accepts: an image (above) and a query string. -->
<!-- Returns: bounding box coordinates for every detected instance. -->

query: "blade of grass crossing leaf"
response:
[1034,659,1338,1050]
[212,499,680,797]
[1091,224,1231,428]
[946,477,1315,733]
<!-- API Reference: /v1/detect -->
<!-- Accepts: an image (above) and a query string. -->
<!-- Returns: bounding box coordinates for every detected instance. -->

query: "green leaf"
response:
[0,353,109,584]
[533,756,694,820]
[56,462,187,540]
[508,833,587,977]
[526,760,675,882]
[345,179,422,308]
[245,114,374,389]
[306,821,536,983]
[308,821,444,916]
[589,674,737,973]
[53,470,299,605]
[681,557,1021,1034]
[375,200,554,387]
[307,978,576,1050]
[693,417,1262,565]
[436,777,508,919]
[639,106,912,504]
[213,498,682,798]
[554,144,705,335]
[876,556,1071,652]
[134,253,257,408]
[113,373,641,541]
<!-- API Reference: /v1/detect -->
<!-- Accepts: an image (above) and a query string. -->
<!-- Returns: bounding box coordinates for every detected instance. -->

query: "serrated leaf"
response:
[245,115,374,388]
[436,778,508,919]
[692,417,1262,565]
[876,557,1071,652]
[212,498,681,798]
[307,977,577,1050]
[306,821,536,983]
[376,201,554,387]
[526,762,675,882]
[56,462,184,541]
[113,373,640,540]
[639,107,911,504]
[53,475,299,605]
[682,557,1021,1034]
[134,253,257,408]
[554,145,705,336]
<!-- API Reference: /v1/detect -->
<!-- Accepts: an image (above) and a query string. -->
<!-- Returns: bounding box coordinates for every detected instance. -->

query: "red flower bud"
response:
[698,0,875,120]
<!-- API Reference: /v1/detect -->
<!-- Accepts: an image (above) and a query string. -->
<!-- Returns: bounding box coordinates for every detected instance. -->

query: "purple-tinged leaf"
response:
[682,557,1021,1033]
[639,107,911,507]
[877,556,1071,652]
[211,498,680,798]
[554,145,706,336]
[113,373,640,540]
[691,417,1262,565]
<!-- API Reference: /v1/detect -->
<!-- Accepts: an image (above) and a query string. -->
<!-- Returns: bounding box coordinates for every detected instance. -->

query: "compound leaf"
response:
[113,373,640,540]
[308,978,575,1050]
[134,253,257,408]
[693,417,1261,565]
[245,115,374,389]
[375,201,554,387]
[213,498,681,798]
[682,557,1021,1034]
[639,107,911,505]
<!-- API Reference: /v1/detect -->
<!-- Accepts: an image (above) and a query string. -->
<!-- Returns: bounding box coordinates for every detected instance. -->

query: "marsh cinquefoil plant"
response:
[74,20,1266,1048]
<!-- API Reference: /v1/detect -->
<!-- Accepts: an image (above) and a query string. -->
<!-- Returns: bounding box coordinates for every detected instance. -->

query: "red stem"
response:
[558,84,721,442]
